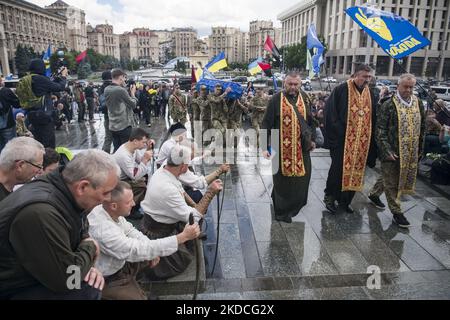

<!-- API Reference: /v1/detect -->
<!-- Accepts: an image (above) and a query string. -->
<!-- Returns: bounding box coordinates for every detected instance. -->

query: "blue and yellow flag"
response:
[307,24,324,76]
[248,58,263,75]
[43,44,52,78]
[205,52,228,73]
[346,6,431,59]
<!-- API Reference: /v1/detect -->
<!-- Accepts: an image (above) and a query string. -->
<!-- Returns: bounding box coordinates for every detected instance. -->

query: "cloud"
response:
[28,0,294,36]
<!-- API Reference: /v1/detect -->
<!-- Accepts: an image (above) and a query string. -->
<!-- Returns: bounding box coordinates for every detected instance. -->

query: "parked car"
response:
[177,77,192,91]
[3,79,20,93]
[322,76,337,83]
[430,86,450,101]
[232,76,248,84]
[377,79,392,86]
[302,83,312,91]
[301,77,311,85]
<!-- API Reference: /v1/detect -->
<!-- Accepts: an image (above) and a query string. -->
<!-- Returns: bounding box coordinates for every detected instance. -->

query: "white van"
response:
[430,86,450,101]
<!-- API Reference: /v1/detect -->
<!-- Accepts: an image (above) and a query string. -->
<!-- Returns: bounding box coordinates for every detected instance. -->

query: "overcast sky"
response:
[29,0,296,37]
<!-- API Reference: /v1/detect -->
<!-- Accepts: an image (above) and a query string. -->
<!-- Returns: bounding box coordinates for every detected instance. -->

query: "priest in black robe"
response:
[262,72,316,223]
[323,63,377,214]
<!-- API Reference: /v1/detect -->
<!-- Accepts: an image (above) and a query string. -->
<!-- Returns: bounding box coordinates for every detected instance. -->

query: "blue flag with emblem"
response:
[345,6,431,59]
[43,44,52,78]
[306,24,324,76]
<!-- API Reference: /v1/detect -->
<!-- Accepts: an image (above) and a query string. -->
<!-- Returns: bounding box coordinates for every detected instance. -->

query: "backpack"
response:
[98,93,107,113]
[16,74,44,110]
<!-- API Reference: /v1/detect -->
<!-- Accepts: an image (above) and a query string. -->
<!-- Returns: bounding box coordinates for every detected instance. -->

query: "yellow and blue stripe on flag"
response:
[205,52,228,73]
[248,58,263,76]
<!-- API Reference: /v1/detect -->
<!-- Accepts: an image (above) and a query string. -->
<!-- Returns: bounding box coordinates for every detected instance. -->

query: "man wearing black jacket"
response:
[26,59,67,148]
[0,77,20,153]
[0,150,119,300]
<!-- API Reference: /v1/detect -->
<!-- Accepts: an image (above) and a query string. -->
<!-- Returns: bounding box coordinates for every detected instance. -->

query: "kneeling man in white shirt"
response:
[88,181,200,300]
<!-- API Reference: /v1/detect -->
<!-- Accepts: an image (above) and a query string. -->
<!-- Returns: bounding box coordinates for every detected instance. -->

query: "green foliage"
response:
[77,61,92,79]
[121,58,141,71]
[226,62,248,71]
[14,44,39,77]
[282,35,327,72]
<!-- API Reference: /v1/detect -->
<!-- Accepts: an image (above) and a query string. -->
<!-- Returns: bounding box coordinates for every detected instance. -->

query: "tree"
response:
[77,61,92,79]
[282,35,328,73]
[14,44,38,77]
[283,42,306,71]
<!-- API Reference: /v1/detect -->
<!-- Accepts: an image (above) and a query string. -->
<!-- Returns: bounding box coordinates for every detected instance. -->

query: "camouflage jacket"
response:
[208,94,228,121]
[169,93,187,118]
[376,96,425,162]
[197,96,211,121]
[249,96,268,114]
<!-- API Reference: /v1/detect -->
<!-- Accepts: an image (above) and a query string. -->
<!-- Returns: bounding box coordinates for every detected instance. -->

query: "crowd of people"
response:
[0,56,449,300]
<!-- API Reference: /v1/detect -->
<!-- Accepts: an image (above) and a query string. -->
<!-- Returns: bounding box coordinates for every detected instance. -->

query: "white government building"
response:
[278,0,450,80]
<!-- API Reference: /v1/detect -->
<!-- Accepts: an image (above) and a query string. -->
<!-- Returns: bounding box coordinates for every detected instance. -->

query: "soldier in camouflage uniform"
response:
[249,88,269,135]
[197,86,210,131]
[168,84,188,125]
[208,84,231,139]
[227,98,248,131]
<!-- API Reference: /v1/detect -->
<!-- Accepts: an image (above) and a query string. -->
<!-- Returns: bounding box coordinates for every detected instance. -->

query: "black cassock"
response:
[262,91,315,220]
[323,82,377,205]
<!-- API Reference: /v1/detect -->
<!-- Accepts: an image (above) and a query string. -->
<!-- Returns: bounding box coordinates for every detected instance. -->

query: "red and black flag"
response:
[257,61,272,77]
[264,36,281,62]
[75,50,87,64]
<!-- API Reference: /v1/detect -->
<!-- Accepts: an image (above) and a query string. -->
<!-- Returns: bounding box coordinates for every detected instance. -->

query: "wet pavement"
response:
[56,115,450,300]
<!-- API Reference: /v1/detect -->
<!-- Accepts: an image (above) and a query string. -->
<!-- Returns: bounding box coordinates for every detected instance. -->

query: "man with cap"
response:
[168,84,188,125]
[104,69,137,152]
[24,59,68,148]
[140,144,223,280]
[197,85,211,141]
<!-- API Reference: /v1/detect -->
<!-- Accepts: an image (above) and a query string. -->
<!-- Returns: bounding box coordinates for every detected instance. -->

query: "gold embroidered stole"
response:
[342,80,372,191]
[280,93,307,177]
[393,95,421,198]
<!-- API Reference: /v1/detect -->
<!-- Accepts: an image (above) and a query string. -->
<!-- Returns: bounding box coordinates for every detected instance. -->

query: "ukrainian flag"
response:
[205,52,228,73]
[248,58,263,75]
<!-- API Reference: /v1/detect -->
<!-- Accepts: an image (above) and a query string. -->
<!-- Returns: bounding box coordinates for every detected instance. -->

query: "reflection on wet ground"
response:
[57,116,450,300]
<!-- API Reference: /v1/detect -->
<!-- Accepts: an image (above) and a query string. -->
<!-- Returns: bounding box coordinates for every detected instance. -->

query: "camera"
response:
[53,50,68,78]
[126,79,136,87]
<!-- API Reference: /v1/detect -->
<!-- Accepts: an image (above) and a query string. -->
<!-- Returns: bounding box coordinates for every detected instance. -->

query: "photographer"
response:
[104,69,138,152]
[19,59,67,148]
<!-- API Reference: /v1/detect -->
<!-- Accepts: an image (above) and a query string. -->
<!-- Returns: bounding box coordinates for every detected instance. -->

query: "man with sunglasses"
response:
[0,137,45,202]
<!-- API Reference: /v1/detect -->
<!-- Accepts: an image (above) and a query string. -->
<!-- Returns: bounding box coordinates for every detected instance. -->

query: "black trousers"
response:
[111,126,132,153]
[325,147,355,205]
[32,122,56,148]
[9,282,101,300]
[86,97,95,120]
[77,102,86,122]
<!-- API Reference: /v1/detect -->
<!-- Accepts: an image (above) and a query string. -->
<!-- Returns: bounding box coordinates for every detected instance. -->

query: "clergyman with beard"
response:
[262,71,316,223]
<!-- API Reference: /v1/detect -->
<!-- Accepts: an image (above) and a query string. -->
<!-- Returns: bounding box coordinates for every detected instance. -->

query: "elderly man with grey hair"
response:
[140,144,223,280]
[0,149,120,300]
[368,73,425,228]
[0,137,45,202]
